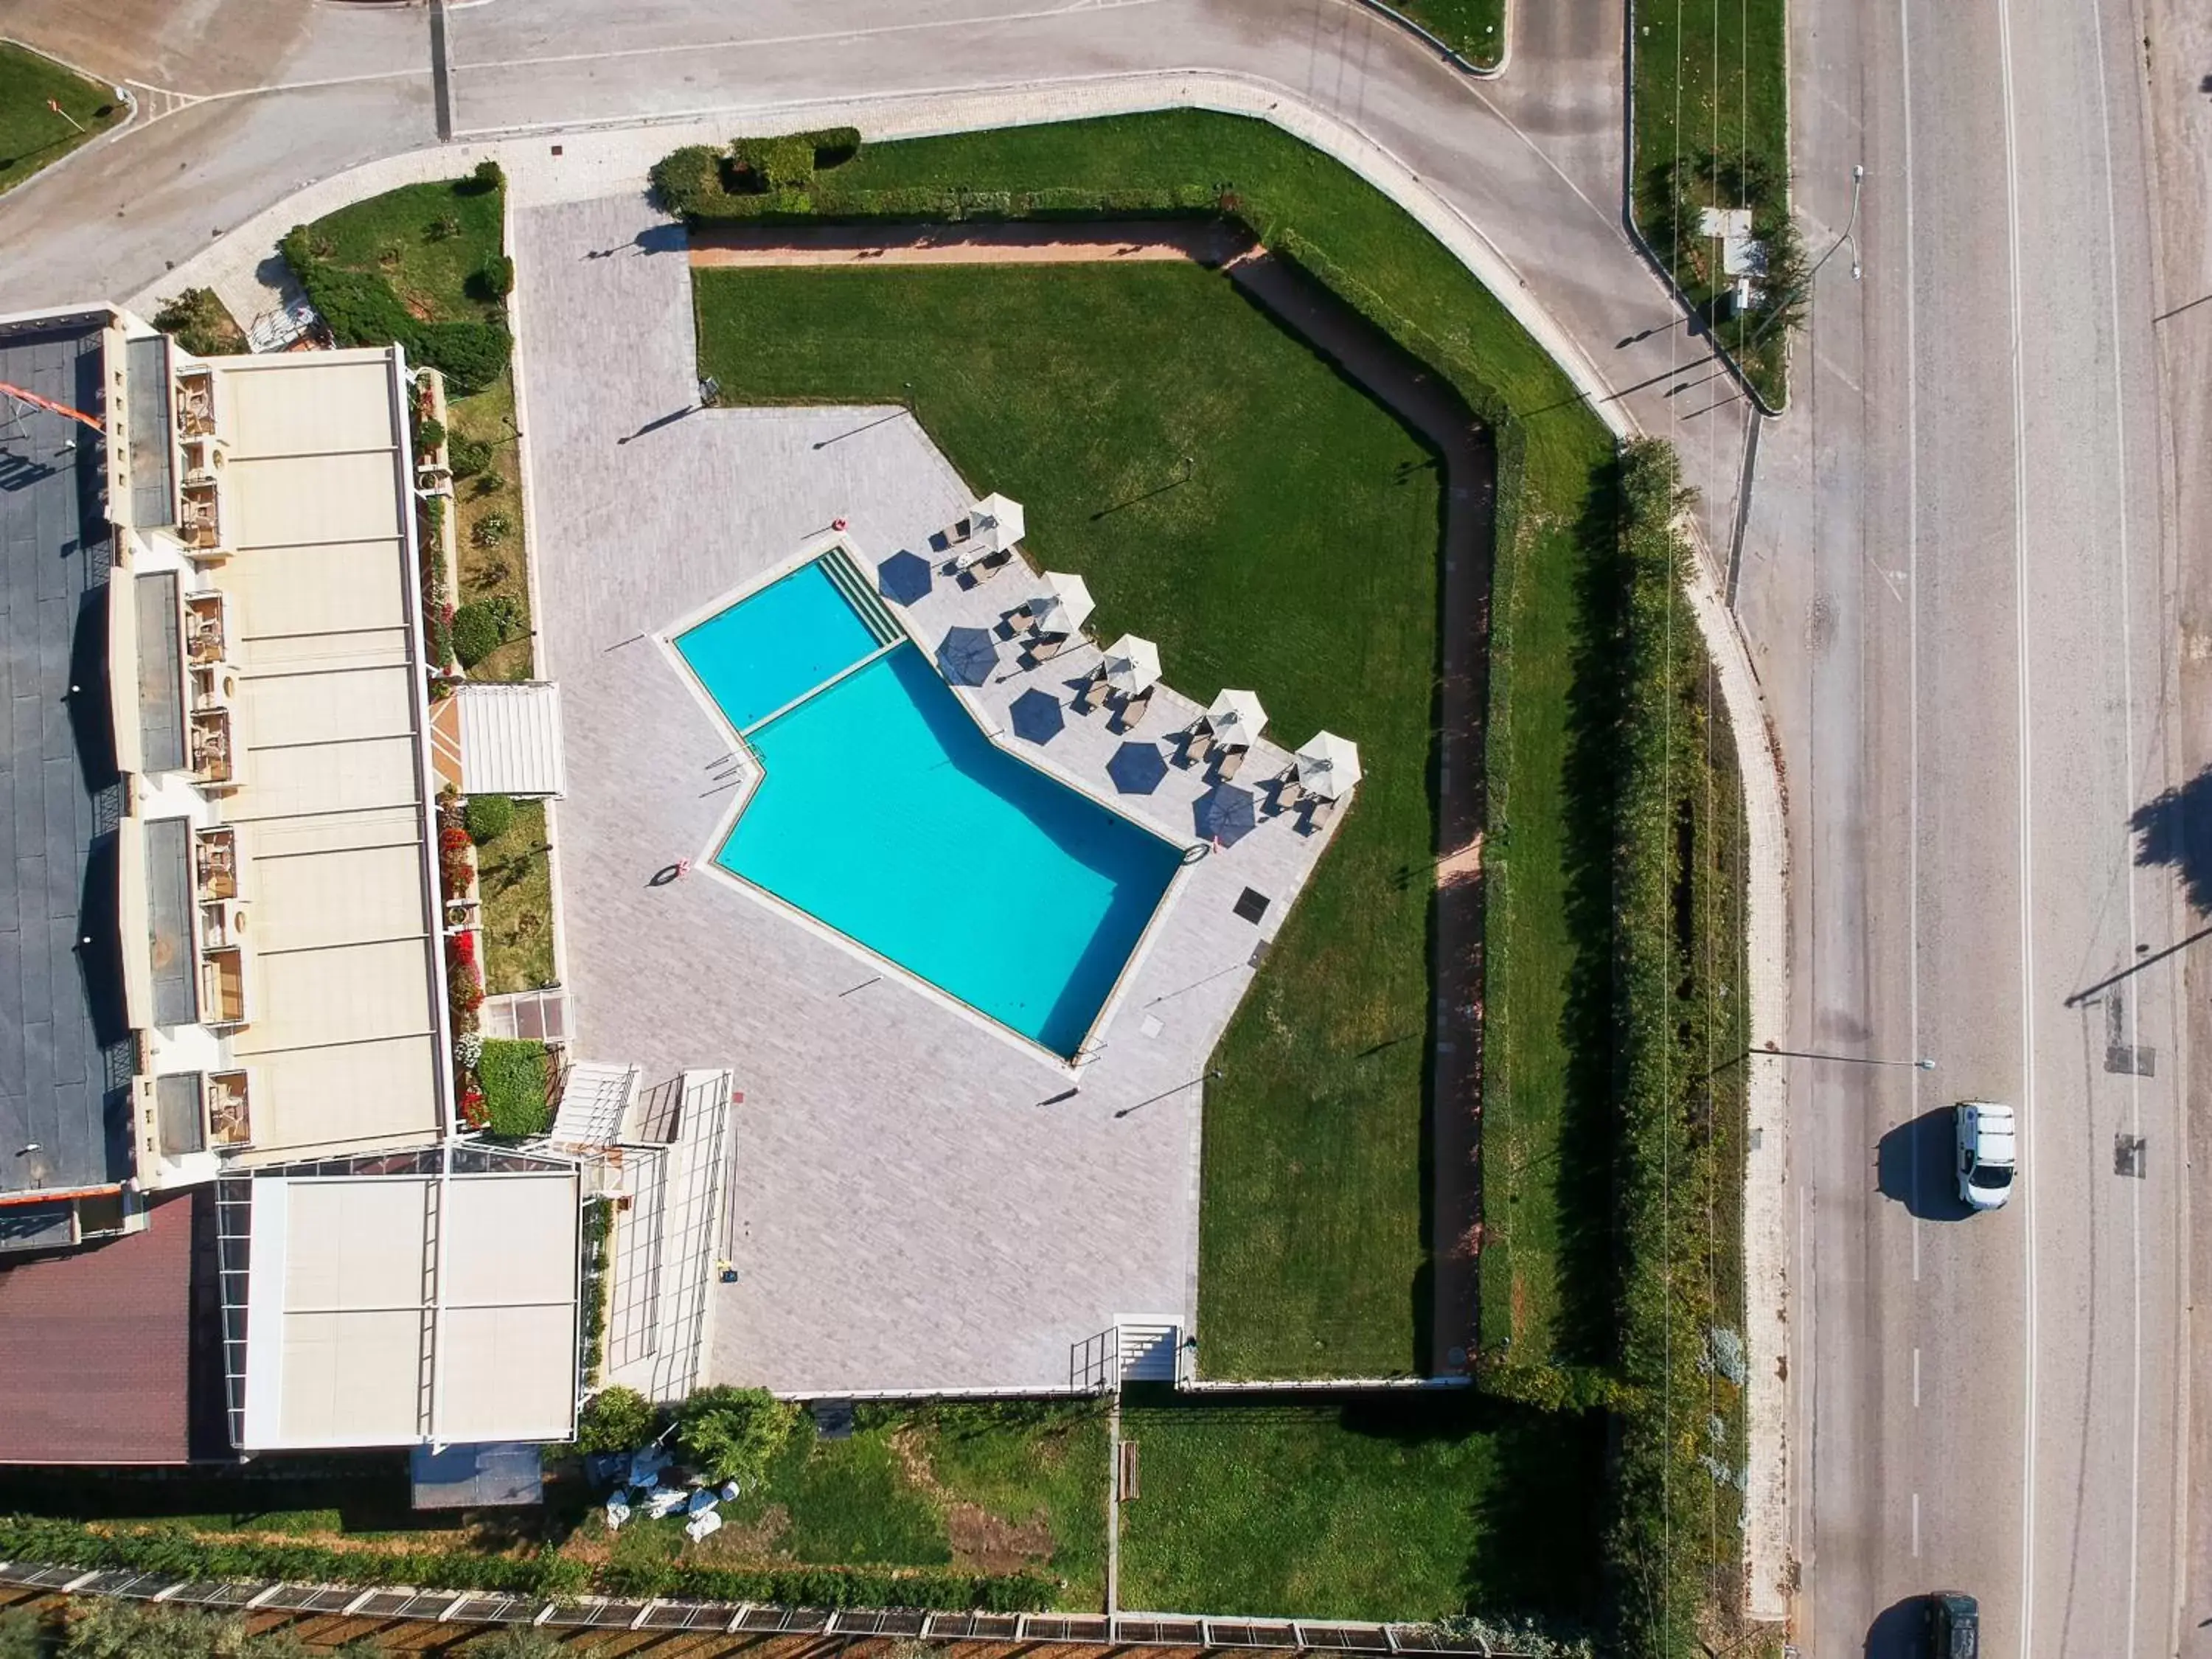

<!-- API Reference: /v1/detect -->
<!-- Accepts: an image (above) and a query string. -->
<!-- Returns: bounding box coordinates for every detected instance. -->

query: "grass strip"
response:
[1630,0,1796,402]
[1387,0,1507,67]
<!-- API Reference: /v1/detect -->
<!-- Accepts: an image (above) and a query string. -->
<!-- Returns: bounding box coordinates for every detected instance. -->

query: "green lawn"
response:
[476,798,555,992]
[1118,1392,1601,1621]
[696,260,1442,1378]
[0,41,124,197]
[1390,0,1507,67]
[1632,0,1795,400]
[816,111,1618,1372]
[479,1038,551,1136]
[582,1401,1109,1607]
[305,178,507,322]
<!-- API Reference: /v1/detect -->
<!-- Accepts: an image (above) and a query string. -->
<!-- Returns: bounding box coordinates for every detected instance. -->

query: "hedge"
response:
[0,1516,1055,1613]
[279,224,512,395]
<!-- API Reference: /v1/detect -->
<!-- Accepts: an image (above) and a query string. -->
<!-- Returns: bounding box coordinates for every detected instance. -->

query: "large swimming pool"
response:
[672,554,1182,1057]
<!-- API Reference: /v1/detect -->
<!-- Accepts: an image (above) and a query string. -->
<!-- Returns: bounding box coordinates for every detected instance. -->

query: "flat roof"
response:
[206,349,449,1160]
[240,1161,580,1450]
[0,1190,195,1464]
[0,317,132,1200]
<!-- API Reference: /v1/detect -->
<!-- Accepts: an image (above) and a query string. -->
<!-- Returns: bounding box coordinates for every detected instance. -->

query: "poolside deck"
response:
[515,195,1338,1395]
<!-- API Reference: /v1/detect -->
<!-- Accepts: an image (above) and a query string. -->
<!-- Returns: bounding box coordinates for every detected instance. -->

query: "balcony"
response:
[178,476,226,560]
[194,825,237,901]
[201,944,246,1028]
[206,1069,252,1147]
[189,706,236,790]
[175,364,219,439]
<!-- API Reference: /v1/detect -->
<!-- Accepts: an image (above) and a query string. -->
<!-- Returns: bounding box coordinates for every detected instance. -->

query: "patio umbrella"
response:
[970,493,1026,553]
[1101,633,1161,695]
[1106,740,1169,795]
[877,549,933,606]
[1206,688,1267,748]
[936,625,1000,687]
[1196,782,1259,848]
[1009,688,1065,745]
[1295,731,1363,799]
[1030,571,1095,638]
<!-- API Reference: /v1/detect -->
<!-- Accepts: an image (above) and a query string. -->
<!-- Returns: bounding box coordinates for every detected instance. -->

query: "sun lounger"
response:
[1179,722,1214,767]
[1111,684,1154,731]
[1214,746,1247,782]
[1032,632,1076,661]
[1074,668,1107,714]
[1270,764,1305,813]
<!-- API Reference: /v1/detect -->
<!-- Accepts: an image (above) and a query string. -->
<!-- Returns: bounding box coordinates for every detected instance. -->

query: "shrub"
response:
[415,414,446,456]
[464,793,515,845]
[448,431,493,478]
[283,227,417,347]
[576,1385,658,1454]
[451,601,504,667]
[411,319,511,396]
[0,1607,42,1659]
[468,157,507,194]
[429,213,463,241]
[675,1385,802,1486]
[462,1632,566,1659]
[470,253,516,301]
[471,510,513,549]
[649,145,723,216]
[150,288,244,358]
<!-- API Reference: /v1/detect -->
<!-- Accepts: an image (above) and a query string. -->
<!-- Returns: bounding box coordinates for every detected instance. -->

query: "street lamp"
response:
[1753,1042,1934,1070]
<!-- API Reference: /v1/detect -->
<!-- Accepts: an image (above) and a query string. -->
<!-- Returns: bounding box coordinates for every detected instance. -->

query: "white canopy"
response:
[1207,688,1267,748]
[969,493,1026,553]
[1102,633,1161,695]
[1296,730,1363,799]
[1031,570,1095,637]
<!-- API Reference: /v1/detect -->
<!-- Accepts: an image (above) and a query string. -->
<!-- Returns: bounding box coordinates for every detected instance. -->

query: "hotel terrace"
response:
[0,307,579,1467]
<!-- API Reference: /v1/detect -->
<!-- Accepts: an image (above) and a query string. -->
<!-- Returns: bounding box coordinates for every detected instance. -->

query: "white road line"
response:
[1992,0,2041,1652]
[1914,1346,1921,1408]
[2083,0,2146,1646]
[1898,0,1924,1305]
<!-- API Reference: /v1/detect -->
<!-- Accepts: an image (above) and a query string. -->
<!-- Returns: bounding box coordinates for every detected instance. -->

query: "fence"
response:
[0,1561,1543,1657]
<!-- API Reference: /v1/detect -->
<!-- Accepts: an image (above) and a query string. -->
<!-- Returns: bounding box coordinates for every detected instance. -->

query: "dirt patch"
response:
[696,1502,793,1561]
[689,220,1253,271]
[943,1502,1055,1573]
[1435,832,1484,888]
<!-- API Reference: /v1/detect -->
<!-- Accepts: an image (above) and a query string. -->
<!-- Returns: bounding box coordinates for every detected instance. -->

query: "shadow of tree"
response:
[2131,767,2212,913]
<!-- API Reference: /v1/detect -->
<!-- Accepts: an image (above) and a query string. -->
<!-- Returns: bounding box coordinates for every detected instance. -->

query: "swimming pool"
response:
[672,554,1183,1057]
[674,557,888,732]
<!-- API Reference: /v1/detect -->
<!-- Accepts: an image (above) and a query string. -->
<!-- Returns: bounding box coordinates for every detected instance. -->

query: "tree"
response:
[0,1607,46,1659]
[675,1385,801,1486]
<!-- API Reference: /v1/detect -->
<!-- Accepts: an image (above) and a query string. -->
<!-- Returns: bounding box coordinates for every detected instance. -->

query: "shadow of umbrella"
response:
[1107,740,1169,795]
[936,625,999,687]
[1009,688,1065,745]
[1195,782,1259,847]
[877,550,933,605]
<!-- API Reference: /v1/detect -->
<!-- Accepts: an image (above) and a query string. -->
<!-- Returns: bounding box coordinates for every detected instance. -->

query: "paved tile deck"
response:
[516,195,1338,1394]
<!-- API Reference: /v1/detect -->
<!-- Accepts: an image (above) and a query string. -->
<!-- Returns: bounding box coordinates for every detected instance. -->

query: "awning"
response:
[454,681,566,799]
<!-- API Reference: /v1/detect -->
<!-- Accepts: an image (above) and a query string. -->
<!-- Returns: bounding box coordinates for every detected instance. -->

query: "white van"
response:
[1955,1102,2017,1211]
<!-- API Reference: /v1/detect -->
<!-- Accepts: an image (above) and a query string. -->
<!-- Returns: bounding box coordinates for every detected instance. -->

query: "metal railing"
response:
[0,1562,1545,1656]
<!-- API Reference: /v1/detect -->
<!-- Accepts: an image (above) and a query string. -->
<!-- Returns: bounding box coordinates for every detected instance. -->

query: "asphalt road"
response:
[0,1,2201,1653]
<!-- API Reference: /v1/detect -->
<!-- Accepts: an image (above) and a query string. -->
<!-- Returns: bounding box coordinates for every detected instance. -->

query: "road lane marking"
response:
[1992,0,2041,1649]
[1913,1346,1921,1408]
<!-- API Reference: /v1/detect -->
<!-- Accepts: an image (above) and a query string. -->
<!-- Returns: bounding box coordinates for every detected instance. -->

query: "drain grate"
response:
[1233,886,1271,924]
[2115,1135,2149,1179]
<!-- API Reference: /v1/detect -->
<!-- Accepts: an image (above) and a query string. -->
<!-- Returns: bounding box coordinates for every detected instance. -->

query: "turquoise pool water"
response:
[674,562,1183,1057]
[674,559,885,732]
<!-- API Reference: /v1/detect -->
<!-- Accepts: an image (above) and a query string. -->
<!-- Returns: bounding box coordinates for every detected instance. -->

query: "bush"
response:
[468,157,507,195]
[0,1607,42,1659]
[649,145,723,216]
[479,1037,549,1135]
[675,1385,802,1486]
[462,1633,565,1659]
[576,1385,658,1454]
[415,414,447,456]
[451,602,504,667]
[470,253,515,301]
[150,288,243,358]
[448,431,493,478]
[464,793,515,845]
[471,510,512,549]
[429,212,463,241]
[412,319,511,396]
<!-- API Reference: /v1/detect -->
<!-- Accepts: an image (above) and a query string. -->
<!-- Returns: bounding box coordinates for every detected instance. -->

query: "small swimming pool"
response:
[672,554,1182,1057]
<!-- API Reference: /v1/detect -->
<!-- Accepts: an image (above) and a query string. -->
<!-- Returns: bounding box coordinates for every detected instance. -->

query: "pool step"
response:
[821,547,903,647]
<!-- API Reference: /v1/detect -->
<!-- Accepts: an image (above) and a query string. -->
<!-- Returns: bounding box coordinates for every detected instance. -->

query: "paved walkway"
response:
[689,220,1249,269]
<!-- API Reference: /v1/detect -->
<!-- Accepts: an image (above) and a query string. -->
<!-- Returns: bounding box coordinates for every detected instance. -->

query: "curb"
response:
[1351,0,1509,80]
[1617,1,1787,420]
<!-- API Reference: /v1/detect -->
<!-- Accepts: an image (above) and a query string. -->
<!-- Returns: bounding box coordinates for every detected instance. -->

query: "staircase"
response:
[819,546,903,647]
[1116,1318,1182,1384]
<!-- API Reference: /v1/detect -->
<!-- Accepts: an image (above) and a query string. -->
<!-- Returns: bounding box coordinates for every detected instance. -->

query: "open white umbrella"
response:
[1029,571,1095,638]
[969,493,1026,553]
[1296,730,1363,799]
[1102,633,1161,695]
[1207,688,1267,748]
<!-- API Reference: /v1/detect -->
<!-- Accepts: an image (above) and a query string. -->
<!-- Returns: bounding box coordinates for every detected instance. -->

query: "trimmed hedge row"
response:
[0,1515,1055,1613]
[279,225,512,395]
